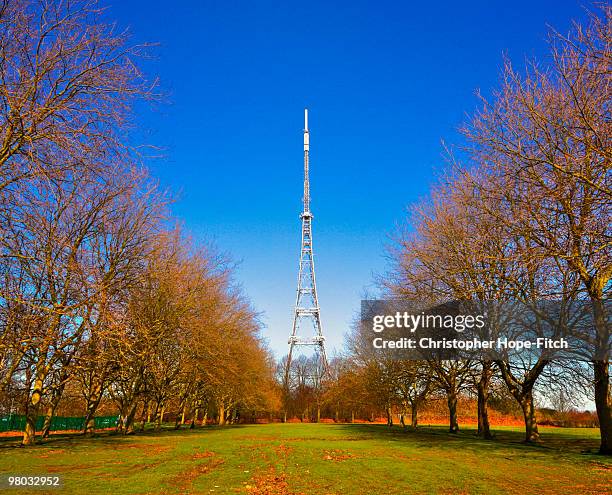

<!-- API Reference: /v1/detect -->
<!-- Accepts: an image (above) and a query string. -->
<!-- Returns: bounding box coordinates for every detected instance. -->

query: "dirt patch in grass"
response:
[144,444,172,455]
[35,449,66,458]
[171,455,225,491]
[117,460,165,474]
[236,435,279,441]
[89,459,168,479]
[46,459,165,476]
[322,449,355,462]
[394,452,424,462]
[109,443,172,456]
[192,451,215,460]
[46,463,99,473]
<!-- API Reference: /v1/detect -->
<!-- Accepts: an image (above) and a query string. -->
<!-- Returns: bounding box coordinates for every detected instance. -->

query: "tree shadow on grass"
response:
[1,422,607,466]
[0,424,246,450]
[332,423,607,462]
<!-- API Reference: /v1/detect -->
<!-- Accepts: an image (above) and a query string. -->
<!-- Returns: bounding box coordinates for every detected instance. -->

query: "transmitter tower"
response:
[284,109,329,387]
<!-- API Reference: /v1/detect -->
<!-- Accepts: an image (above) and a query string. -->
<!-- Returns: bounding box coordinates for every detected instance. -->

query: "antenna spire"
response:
[303,108,310,213]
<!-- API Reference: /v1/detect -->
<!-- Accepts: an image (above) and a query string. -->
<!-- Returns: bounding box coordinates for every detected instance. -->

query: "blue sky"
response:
[111,0,588,357]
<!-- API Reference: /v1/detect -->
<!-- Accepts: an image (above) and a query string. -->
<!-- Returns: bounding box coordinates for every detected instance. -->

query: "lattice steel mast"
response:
[284,109,329,386]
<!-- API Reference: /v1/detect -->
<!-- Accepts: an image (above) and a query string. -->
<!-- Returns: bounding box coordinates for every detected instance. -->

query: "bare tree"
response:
[462,5,611,452]
[394,360,432,428]
[0,0,155,195]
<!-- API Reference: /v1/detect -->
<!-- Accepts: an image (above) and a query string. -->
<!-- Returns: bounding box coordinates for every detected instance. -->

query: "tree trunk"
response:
[496,359,546,444]
[594,360,611,454]
[41,402,55,439]
[477,385,492,439]
[139,400,148,433]
[181,404,187,425]
[447,391,459,433]
[411,405,418,428]
[520,392,540,443]
[316,406,321,423]
[218,403,226,426]
[123,401,139,435]
[117,373,142,435]
[83,381,104,435]
[176,402,187,430]
[190,407,199,429]
[351,410,354,424]
[477,362,493,439]
[43,379,68,439]
[386,406,393,427]
[155,405,165,431]
[22,376,44,445]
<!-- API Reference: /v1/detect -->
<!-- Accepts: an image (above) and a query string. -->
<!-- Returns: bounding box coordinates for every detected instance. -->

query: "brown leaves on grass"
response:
[35,449,66,458]
[393,452,423,462]
[46,464,97,473]
[244,469,296,495]
[322,449,355,461]
[171,452,224,491]
[243,468,336,495]
[108,443,172,455]
[590,462,611,472]
[274,443,293,456]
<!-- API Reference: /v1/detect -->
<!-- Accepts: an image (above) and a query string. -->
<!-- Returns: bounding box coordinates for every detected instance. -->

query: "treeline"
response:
[366,5,610,453]
[321,358,599,426]
[286,6,611,455]
[0,0,278,445]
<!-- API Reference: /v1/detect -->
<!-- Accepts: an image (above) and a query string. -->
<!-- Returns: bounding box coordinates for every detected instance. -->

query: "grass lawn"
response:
[0,423,610,494]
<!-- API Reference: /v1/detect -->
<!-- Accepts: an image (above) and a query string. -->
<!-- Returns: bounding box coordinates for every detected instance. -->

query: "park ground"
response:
[0,423,610,495]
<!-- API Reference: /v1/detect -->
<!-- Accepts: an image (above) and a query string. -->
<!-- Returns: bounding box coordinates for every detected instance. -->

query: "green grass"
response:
[0,423,609,494]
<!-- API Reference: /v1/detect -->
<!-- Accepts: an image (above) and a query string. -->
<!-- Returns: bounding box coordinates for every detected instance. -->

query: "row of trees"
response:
[376,6,610,453]
[284,5,610,455]
[281,353,589,431]
[0,0,278,445]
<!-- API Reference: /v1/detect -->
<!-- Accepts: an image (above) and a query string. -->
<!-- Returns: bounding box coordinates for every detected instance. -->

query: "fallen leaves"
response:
[171,452,224,491]
[244,469,293,495]
[322,449,355,462]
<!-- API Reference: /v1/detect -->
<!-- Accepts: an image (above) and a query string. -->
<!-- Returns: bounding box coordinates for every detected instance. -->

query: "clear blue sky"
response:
[111,0,588,358]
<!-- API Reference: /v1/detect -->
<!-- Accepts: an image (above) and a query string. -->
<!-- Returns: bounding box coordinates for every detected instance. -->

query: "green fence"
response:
[0,415,118,432]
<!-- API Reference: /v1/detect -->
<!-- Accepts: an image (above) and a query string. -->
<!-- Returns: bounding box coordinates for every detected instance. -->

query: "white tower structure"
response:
[284,109,329,386]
